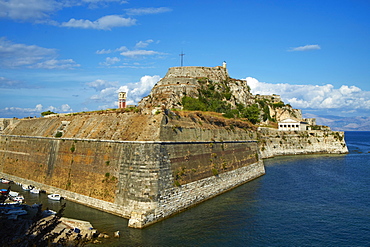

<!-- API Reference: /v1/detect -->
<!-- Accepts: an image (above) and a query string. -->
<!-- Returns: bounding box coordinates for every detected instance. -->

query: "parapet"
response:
[165,66,229,82]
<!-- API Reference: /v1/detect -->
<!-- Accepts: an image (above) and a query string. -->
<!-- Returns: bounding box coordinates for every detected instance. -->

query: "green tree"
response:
[41,110,56,116]
[182,96,206,111]
[241,104,260,124]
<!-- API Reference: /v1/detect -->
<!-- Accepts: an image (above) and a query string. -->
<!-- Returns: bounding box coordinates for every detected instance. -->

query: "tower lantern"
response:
[118,92,127,109]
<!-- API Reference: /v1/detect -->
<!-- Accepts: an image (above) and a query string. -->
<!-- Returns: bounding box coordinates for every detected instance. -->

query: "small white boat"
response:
[9,191,19,197]
[30,188,40,194]
[1,179,11,184]
[22,185,32,191]
[13,196,24,203]
[48,194,62,201]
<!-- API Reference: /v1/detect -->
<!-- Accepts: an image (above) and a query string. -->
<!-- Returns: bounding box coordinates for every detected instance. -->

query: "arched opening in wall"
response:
[177,82,180,84]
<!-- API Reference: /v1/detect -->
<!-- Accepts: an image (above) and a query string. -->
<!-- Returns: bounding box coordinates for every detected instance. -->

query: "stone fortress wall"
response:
[0,111,265,228]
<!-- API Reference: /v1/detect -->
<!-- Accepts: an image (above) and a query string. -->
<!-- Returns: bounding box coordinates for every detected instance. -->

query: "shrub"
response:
[41,110,56,116]
[54,131,63,138]
[212,168,219,176]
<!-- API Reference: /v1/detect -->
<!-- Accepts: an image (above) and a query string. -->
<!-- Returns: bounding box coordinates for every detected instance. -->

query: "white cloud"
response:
[99,57,120,66]
[0,0,62,21]
[0,0,128,21]
[288,44,321,52]
[135,39,154,48]
[245,77,370,112]
[86,79,118,91]
[87,75,160,108]
[2,103,72,117]
[123,75,161,104]
[60,15,136,30]
[0,37,79,69]
[82,0,127,8]
[97,42,164,64]
[120,49,164,58]
[31,59,80,69]
[125,7,172,16]
[96,49,112,54]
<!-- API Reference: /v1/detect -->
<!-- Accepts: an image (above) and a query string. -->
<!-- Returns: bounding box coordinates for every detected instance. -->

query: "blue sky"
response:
[1,0,370,123]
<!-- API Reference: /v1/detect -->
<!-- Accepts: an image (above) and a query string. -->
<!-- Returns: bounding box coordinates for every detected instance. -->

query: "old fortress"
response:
[0,63,347,228]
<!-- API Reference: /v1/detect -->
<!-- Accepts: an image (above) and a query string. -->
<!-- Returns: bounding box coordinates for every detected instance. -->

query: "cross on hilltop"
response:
[179,51,185,67]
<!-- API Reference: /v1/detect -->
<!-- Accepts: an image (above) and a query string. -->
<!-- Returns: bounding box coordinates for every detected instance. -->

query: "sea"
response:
[1,131,370,246]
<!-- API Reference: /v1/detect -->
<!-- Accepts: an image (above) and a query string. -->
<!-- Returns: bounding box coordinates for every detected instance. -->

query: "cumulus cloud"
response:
[245,77,370,112]
[122,75,161,104]
[97,41,165,66]
[1,103,72,118]
[0,0,62,21]
[288,44,321,52]
[125,7,172,16]
[99,57,120,66]
[96,49,112,54]
[135,39,154,48]
[60,15,136,30]
[31,59,80,69]
[120,49,164,58]
[86,79,118,91]
[0,37,79,69]
[0,0,127,21]
[87,75,160,108]
[82,0,128,9]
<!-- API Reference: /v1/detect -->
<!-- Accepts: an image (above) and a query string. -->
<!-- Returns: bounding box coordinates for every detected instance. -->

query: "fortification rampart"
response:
[258,128,348,158]
[0,112,265,228]
[164,66,229,82]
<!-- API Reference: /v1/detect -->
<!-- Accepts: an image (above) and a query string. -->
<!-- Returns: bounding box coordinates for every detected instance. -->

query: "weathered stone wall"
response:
[0,134,263,228]
[0,112,265,228]
[258,128,348,158]
[0,111,348,228]
[129,160,265,228]
[164,66,229,82]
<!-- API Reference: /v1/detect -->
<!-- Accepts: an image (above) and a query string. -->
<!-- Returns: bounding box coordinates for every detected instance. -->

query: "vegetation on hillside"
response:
[181,78,285,124]
[41,110,57,116]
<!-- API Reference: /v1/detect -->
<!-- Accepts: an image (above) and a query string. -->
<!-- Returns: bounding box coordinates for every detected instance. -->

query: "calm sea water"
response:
[2,131,370,246]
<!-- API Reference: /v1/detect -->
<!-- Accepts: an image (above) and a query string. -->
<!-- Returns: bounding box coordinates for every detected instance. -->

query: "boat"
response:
[0,178,11,184]
[9,191,19,197]
[48,194,62,201]
[22,185,32,191]
[0,189,8,195]
[13,196,24,203]
[30,188,40,194]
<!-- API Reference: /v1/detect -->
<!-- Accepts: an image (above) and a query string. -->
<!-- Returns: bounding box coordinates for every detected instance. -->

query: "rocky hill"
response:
[138,65,302,125]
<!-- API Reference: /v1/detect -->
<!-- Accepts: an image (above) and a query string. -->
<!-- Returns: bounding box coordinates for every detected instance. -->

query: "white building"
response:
[278,118,309,131]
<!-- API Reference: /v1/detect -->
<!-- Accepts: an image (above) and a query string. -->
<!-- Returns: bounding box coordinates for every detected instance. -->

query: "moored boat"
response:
[30,188,40,194]
[0,178,11,184]
[22,185,32,191]
[9,191,19,197]
[48,194,62,201]
[13,195,24,203]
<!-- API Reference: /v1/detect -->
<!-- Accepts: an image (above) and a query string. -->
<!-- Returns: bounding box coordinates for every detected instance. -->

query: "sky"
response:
[1,0,370,126]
